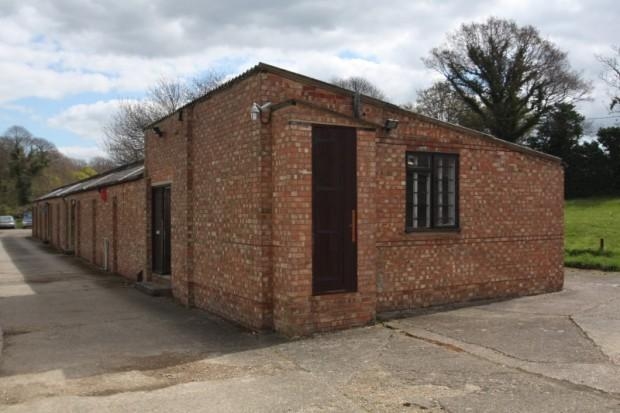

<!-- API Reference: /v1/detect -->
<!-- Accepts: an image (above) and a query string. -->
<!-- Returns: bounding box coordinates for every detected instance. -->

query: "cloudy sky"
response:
[0,0,618,160]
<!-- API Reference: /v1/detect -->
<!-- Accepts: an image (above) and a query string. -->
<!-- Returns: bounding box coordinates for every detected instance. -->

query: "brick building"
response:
[33,63,564,336]
[33,162,146,278]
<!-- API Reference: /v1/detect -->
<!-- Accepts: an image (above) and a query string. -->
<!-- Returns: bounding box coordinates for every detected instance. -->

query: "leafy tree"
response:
[3,126,55,205]
[567,141,611,198]
[31,151,82,196]
[525,103,584,159]
[0,126,97,210]
[73,166,98,181]
[331,76,386,100]
[525,105,620,198]
[524,104,613,198]
[0,137,17,210]
[597,127,620,194]
[104,71,223,164]
[424,17,590,143]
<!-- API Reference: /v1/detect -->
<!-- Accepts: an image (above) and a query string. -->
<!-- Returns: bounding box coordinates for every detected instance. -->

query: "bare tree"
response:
[104,71,223,164]
[424,17,590,143]
[185,70,225,102]
[412,81,480,127]
[597,46,620,111]
[104,100,158,165]
[88,156,117,173]
[331,76,386,100]
[147,78,186,115]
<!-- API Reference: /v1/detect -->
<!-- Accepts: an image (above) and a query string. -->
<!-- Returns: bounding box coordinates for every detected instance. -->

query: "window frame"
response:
[405,151,460,233]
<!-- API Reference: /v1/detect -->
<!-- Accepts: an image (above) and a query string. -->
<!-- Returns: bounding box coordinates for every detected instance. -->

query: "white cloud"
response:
[47,99,129,143]
[57,145,106,160]
[0,61,112,102]
[0,0,618,120]
[0,102,36,115]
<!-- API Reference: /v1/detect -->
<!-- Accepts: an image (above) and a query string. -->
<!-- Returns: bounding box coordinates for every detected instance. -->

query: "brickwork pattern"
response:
[145,75,274,330]
[373,130,563,312]
[263,72,563,329]
[33,66,564,336]
[145,111,190,301]
[270,104,378,335]
[33,179,146,281]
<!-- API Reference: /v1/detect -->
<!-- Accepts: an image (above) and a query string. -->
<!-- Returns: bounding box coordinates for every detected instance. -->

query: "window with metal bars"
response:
[405,152,459,231]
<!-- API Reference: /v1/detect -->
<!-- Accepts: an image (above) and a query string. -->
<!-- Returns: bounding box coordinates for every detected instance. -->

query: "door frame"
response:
[67,201,75,252]
[151,184,171,275]
[311,125,357,295]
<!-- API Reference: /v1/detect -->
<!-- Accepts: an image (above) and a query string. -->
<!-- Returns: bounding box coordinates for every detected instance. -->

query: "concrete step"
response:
[134,281,172,297]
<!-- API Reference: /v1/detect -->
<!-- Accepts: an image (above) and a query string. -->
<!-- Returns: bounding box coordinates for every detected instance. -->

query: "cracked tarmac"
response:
[1,230,620,412]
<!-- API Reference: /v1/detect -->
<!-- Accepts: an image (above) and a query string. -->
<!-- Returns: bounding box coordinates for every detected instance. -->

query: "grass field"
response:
[565,197,620,271]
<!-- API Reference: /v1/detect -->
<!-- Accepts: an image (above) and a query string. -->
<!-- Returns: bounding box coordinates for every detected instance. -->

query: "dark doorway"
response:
[76,201,81,256]
[45,203,51,243]
[312,125,357,294]
[68,202,75,252]
[112,197,118,273]
[152,185,171,275]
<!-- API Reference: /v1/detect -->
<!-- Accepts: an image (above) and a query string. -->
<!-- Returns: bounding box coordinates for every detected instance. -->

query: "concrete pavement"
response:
[1,229,619,412]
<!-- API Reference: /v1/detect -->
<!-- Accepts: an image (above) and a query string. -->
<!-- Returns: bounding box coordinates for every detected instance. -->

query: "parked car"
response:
[0,215,16,229]
[22,212,32,228]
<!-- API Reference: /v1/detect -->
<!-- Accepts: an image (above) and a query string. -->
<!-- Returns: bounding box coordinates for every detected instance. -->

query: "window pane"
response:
[405,169,413,228]
[407,153,431,169]
[434,156,456,226]
[406,152,458,231]
[412,171,431,228]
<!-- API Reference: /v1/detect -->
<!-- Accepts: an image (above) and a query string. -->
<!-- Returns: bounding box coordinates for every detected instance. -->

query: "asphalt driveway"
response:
[1,230,619,412]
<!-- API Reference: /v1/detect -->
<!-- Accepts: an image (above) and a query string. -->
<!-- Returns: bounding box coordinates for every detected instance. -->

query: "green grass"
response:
[565,197,620,271]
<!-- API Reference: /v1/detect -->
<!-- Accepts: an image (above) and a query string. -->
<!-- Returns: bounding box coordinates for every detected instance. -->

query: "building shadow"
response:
[0,231,284,381]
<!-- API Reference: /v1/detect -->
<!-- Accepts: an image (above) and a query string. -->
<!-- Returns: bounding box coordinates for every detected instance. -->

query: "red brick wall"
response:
[261,71,564,329]
[38,199,67,249]
[271,104,378,335]
[146,113,184,300]
[113,181,147,279]
[190,75,272,329]
[76,196,95,263]
[33,179,146,281]
[146,75,274,330]
[33,67,564,336]
[374,132,563,311]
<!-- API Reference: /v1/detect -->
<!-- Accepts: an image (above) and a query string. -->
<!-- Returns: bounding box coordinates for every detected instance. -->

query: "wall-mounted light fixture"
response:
[250,102,272,121]
[384,119,399,131]
[153,126,164,137]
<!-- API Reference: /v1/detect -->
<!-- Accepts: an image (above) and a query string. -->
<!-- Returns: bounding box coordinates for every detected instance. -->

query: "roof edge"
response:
[34,160,145,202]
[146,62,561,164]
[402,110,562,163]
[258,64,561,164]
[145,63,267,129]
[271,99,382,129]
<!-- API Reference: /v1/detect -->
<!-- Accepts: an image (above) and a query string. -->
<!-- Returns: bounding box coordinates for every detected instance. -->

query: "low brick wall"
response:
[373,128,564,313]
[33,179,146,281]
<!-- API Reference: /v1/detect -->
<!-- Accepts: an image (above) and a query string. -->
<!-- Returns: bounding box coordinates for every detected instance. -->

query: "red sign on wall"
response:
[99,187,108,202]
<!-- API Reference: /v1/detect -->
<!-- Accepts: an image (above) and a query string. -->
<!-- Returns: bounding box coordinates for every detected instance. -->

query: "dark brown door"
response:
[46,203,51,243]
[68,203,75,251]
[152,186,171,275]
[312,125,357,294]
